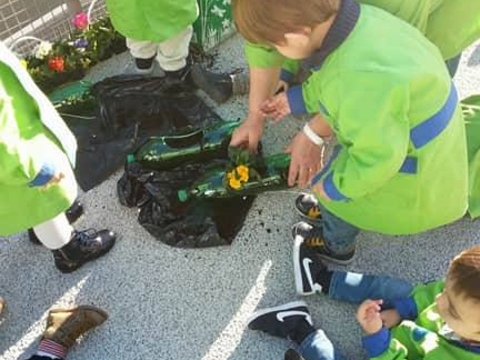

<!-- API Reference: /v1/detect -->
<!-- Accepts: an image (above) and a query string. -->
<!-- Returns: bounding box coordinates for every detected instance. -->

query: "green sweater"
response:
[362,281,480,359]
[245,0,480,68]
[105,0,198,42]
[285,1,468,234]
[0,42,77,235]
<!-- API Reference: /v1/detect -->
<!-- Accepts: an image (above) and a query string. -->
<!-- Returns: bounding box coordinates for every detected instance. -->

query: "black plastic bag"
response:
[117,160,255,248]
[61,75,222,191]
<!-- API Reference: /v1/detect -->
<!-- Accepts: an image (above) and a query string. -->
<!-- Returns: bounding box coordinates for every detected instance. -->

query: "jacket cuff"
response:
[287,86,307,115]
[392,297,418,320]
[323,172,349,201]
[362,327,391,358]
[280,69,295,84]
[29,162,56,187]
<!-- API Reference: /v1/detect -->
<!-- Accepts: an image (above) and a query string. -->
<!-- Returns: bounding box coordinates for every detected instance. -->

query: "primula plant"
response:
[225,147,262,190]
[20,13,126,93]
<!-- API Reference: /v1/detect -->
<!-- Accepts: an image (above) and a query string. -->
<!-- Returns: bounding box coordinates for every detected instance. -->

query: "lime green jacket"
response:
[0,42,77,235]
[105,0,198,42]
[363,281,480,359]
[245,0,480,68]
[289,2,468,234]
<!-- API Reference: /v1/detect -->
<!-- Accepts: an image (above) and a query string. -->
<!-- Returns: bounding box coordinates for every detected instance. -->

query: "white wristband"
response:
[303,123,325,147]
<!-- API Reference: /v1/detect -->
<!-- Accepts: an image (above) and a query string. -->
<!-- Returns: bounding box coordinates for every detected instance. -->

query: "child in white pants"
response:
[0,41,116,274]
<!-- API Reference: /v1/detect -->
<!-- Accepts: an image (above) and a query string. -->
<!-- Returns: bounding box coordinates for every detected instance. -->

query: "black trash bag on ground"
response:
[61,75,222,191]
[117,160,255,248]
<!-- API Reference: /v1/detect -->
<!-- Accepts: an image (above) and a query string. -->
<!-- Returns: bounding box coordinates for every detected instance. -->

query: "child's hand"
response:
[260,92,291,122]
[275,80,289,94]
[42,172,65,189]
[285,131,324,187]
[356,299,383,334]
[380,309,401,329]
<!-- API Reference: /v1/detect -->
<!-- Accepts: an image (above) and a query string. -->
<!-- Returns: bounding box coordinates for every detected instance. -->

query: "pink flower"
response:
[72,12,89,30]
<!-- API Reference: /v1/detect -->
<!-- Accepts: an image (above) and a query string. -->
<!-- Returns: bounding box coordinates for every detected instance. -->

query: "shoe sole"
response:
[49,305,108,322]
[291,224,354,266]
[246,300,308,326]
[56,236,117,274]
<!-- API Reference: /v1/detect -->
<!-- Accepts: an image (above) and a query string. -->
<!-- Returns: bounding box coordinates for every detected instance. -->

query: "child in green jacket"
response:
[233,0,468,264]
[248,244,480,360]
[104,0,240,103]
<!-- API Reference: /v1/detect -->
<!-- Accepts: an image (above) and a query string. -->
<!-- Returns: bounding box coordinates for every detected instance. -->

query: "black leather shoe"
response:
[52,229,116,273]
[65,199,84,224]
[189,64,233,103]
[28,200,84,245]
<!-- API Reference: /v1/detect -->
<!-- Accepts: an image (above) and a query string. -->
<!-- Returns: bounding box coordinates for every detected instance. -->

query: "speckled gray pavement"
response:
[1,35,480,360]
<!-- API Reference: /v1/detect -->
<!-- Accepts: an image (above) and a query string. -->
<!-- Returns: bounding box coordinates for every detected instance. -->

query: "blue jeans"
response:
[446,54,462,78]
[318,203,359,254]
[297,272,413,360]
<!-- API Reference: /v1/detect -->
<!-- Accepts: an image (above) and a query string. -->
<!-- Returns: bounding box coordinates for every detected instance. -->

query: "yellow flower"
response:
[20,59,28,69]
[229,176,242,190]
[236,165,249,182]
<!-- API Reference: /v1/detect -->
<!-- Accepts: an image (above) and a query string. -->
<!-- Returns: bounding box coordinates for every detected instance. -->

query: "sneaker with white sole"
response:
[292,221,355,265]
[247,301,312,339]
[293,234,328,295]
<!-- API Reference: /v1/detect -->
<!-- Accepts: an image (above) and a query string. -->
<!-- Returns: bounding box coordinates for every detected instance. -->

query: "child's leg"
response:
[292,208,359,264]
[32,213,73,250]
[318,203,358,255]
[297,330,348,360]
[445,54,462,77]
[126,38,158,60]
[247,301,348,360]
[327,271,414,307]
[156,26,193,72]
[294,237,413,307]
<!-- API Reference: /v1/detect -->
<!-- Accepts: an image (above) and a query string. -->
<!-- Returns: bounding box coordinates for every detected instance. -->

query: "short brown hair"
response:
[232,0,339,45]
[448,246,480,301]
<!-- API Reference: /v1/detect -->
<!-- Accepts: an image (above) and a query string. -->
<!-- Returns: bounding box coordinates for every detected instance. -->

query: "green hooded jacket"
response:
[0,42,77,235]
[105,0,199,42]
[284,2,468,234]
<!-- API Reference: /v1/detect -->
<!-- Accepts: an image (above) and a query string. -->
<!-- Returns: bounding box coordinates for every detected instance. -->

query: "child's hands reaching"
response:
[380,309,402,329]
[260,92,291,122]
[356,299,383,334]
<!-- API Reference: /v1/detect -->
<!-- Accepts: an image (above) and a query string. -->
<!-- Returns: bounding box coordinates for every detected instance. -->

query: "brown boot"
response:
[42,306,108,350]
[0,296,5,315]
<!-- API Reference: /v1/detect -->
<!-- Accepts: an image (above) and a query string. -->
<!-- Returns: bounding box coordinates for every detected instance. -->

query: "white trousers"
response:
[32,213,73,250]
[126,26,193,72]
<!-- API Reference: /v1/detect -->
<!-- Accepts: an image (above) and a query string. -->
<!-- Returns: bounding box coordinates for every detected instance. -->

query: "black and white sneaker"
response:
[293,234,328,295]
[247,301,312,339]
[295,193,323,223]
[292,221,355,266]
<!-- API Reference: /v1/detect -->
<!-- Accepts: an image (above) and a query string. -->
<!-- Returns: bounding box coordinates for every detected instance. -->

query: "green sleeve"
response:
[0,96,43,185]
[244,42,286,68]
[410,280,444,314]
[312,72,411,200]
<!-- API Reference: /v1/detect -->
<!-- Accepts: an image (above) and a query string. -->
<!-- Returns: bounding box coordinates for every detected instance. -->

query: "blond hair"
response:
[232,0,339,45]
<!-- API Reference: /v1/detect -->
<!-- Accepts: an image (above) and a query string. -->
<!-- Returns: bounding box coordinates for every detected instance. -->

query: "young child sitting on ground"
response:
[232,0,468,264]
[248,244,480,360]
